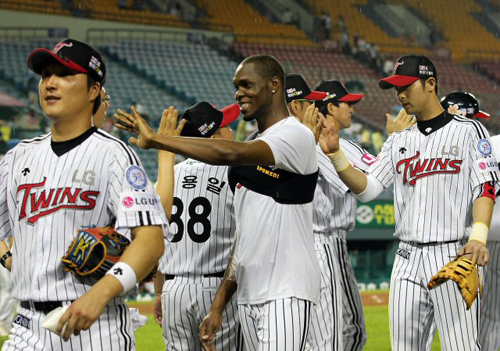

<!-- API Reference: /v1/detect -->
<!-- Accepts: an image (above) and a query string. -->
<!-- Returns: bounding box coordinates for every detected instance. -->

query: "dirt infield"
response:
[360,291,389,306]
[129,291,390,314]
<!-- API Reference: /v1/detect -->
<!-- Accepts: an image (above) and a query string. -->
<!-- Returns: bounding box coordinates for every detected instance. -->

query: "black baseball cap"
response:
[28,39,106,84]
[440,91,490,119]
[313,80,364,107]
[180,102,240,138]
[379,55,437,90]
[285,74,328,103]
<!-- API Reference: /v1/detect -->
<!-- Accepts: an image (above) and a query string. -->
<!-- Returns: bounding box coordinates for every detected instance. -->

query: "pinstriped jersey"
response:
[159,159,235,275]
[368,113,499,243]
[313,138,375,238]
[0,128,168,301]
[488,134,500,241]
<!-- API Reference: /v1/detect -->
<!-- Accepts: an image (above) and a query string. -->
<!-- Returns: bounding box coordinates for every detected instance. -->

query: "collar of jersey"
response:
[51,126,97,156]
[416,111,451,136]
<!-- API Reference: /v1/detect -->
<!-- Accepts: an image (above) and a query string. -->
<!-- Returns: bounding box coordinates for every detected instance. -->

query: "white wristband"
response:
[327,149,351,172]
[106,262,137,294]
[469,222,489,245]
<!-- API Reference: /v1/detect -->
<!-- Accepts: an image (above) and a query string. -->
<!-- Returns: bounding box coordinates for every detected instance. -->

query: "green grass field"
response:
[0,305,443,350]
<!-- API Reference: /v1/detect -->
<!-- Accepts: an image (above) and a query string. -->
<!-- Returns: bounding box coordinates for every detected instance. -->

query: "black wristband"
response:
[0,251,12,268]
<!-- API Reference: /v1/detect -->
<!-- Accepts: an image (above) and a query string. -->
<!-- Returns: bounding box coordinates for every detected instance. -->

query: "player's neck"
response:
[257,103,289,133]
[51,117,93,142]
[415,98,445,122]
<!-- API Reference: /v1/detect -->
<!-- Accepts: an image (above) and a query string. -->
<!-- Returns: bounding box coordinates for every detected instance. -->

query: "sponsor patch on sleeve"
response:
[126,165,148,190]
[476,157,499,173]
[120,192,162,212]
[477,139,492,157]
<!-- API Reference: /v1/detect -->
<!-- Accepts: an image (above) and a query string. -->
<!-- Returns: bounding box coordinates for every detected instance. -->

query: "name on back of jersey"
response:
[181,175,226,195]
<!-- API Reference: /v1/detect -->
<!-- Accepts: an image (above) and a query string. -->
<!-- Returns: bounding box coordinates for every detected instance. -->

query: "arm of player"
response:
[0,240,11,271]
[57,225,164,341]
[114,107,276,166]
[153,272,165,326]
[199,237,238,351]
[458,196,494,266]
[156,106,186,220]
[319,121,370,194]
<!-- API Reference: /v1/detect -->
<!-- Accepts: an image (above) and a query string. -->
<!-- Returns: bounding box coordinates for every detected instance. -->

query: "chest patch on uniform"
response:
[396,151,462,186]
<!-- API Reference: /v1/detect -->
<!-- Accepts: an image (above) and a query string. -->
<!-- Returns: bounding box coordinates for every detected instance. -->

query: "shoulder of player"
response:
[450,114,489,138]
[92,129,141,165]
[7,133,51,156]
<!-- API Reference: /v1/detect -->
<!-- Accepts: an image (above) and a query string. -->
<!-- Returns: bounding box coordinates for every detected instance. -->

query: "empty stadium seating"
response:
[0,0,71,16]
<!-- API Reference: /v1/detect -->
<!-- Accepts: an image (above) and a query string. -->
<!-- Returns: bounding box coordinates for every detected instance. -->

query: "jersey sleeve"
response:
[259,120,317,175]
[468,121,499,191]
[366,135,395,189]
[340,138,377,172]
[0,152,13,241]
[107,146,169,240]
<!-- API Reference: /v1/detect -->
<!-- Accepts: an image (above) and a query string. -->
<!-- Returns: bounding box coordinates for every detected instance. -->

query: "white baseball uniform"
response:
[0,127,168,351]
[307,139,373,351]
[0,264,16,336]
[479,134,500,351]
[366,113,498,351]
[229,117,320,350]
[158,159,244,351]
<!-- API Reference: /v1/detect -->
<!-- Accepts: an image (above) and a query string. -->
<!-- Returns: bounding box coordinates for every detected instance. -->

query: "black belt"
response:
[20,300,72,315]
[165,271,225,281]
[405,239,461,247]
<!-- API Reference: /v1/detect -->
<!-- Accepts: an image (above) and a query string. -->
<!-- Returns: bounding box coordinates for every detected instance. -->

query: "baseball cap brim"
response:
[28,48,87,75]
[304,91,328,101]
[220,103,241,127]
[474,110,490,119]
[379,75,420,90]
[339,93,364,105]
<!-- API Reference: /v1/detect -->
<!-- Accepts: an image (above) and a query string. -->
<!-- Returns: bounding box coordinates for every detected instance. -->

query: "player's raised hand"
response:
[199,311,222,351]
[386,108,416,136]
[114,106,156,149]
[319,120,340,154]
[157,106,186,137]
[447,104,463,116]
[458,240,489,266]
[302,104,325,143]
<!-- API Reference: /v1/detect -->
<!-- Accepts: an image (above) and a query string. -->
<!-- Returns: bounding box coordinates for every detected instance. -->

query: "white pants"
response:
[390,241,481,351]
[306,238,343,351]
[479,241,500,351]
[0,266,16,332]
[239,297,313,351]
[333,237,367,351]
[161,274,244,351]
[2,299,134,351]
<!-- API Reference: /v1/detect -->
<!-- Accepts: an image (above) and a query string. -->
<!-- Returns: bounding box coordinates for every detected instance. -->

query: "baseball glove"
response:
[427,256,482,310]
[62,226,130,279]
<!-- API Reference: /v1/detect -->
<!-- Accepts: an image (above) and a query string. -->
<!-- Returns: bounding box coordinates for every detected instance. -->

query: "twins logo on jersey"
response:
[396,151,462,186]
[17,177,100,224]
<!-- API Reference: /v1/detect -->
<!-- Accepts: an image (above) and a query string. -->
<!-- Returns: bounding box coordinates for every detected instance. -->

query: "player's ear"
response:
[327,102,336,116]
[269,76,280,95]
[426,77,437,94]
[89,81,101,103]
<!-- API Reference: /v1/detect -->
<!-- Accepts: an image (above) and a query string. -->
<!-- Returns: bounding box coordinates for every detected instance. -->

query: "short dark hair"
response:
[87,75,101,115]
[241,55,285,84]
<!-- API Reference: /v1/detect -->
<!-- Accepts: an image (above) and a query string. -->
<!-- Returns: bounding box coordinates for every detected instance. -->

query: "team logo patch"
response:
[13,313,31,329]
[396,248,411,260]
[119,192,162,212]
[122,196,134,208]
[476,157,498,173]
[126,166,147,190]
[477,139,492,157]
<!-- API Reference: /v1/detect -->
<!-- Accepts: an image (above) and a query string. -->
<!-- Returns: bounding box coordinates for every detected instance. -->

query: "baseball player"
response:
[0,239,15,337]
[441,91,500,351]
[93,87,111,130]
[115,54,321,351]
[0,39,168,350]
[319,54,497,351]
[151,101,244,350]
